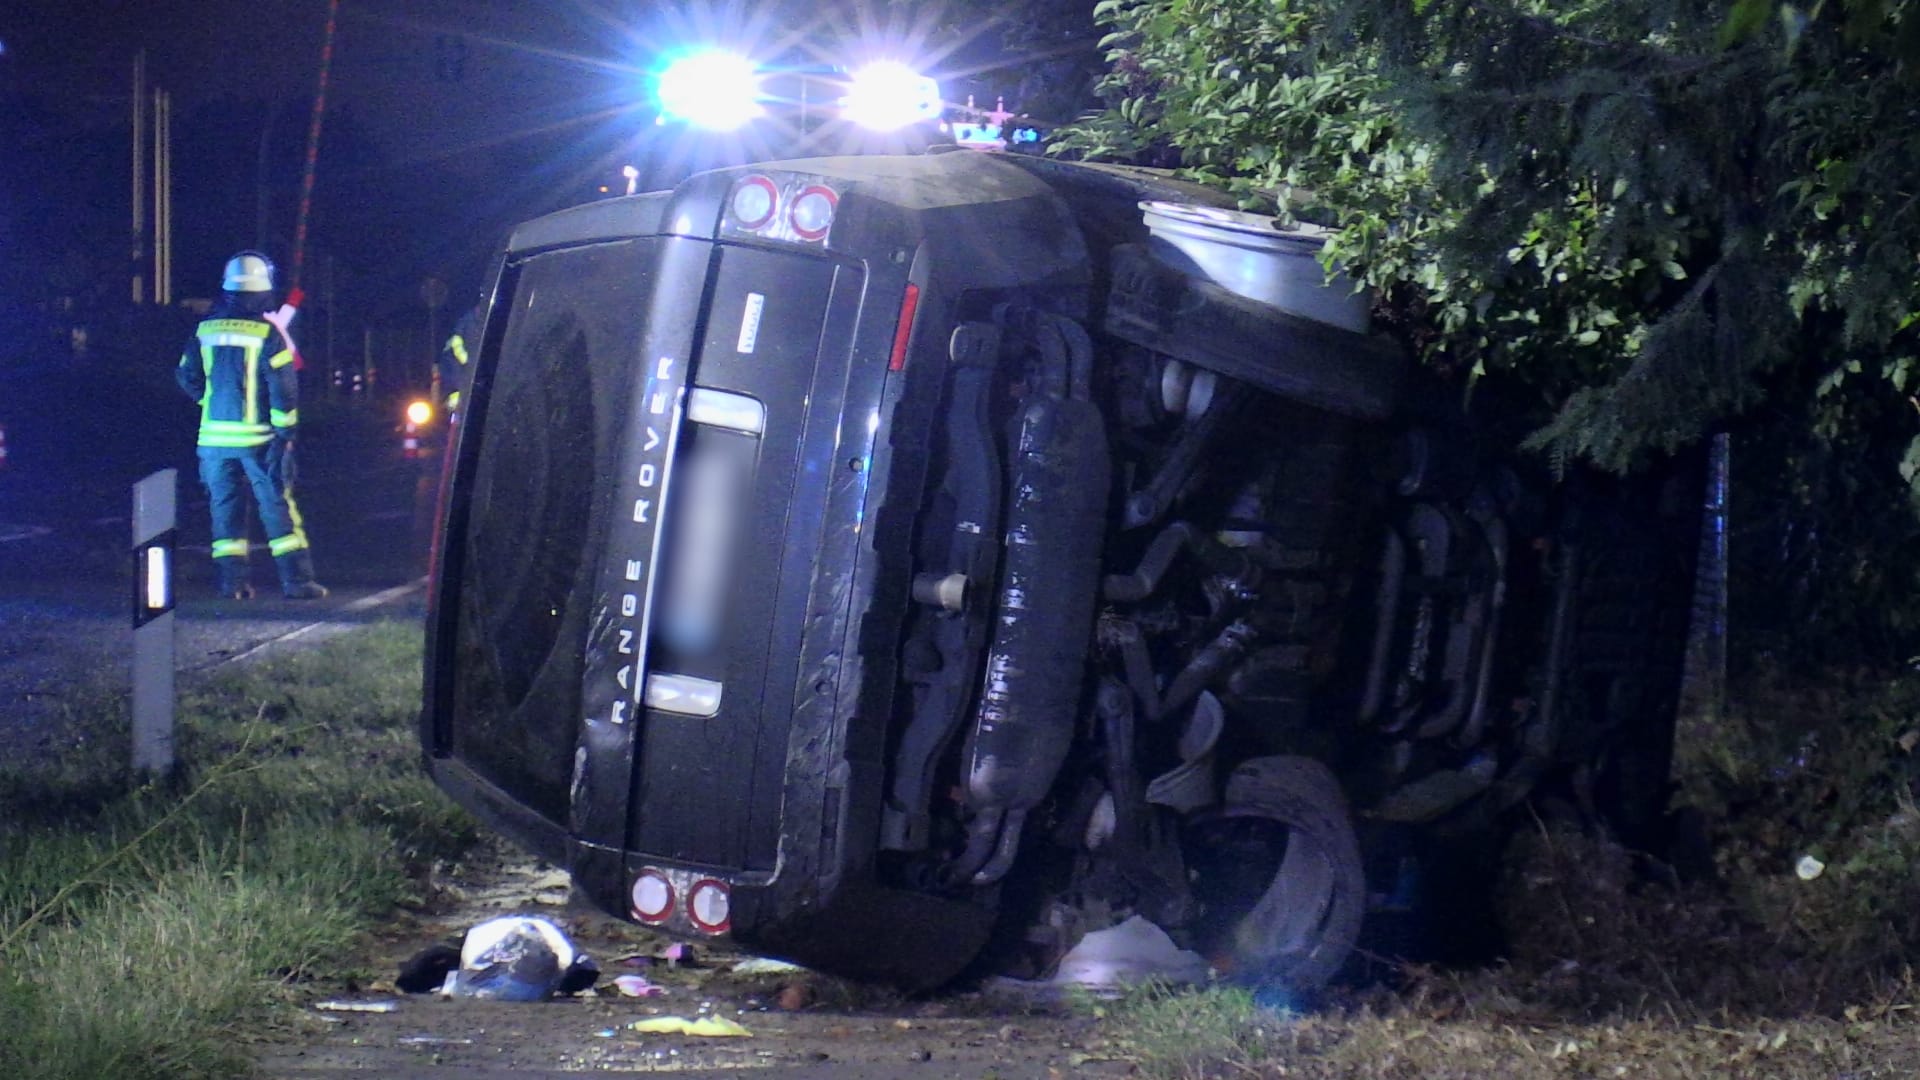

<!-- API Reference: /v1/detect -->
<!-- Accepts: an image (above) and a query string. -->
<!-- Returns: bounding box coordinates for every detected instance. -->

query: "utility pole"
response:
[154,86,172,305]
[131,51,173,306]
[131,50,146,305]
[290,0,342,298]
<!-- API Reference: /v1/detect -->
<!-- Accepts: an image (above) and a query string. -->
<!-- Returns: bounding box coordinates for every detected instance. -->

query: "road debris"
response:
[613,974,666,997]
[528,867,573,906]
[731,956,808,974]
[986,915,1212,1000]
[396,915,601,1001]
[316,999,400,1014]
[629,1015,753,1038]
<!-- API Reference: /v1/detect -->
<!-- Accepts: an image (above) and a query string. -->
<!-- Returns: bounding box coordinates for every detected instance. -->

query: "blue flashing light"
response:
[841,61,941,131]
[655,49,762,130]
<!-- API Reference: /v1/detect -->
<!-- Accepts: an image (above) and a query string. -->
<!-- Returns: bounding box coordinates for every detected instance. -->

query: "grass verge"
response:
[0,621,477,1080]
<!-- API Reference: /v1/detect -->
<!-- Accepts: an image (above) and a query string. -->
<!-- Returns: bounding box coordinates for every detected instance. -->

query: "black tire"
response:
[1182,755,1367,997]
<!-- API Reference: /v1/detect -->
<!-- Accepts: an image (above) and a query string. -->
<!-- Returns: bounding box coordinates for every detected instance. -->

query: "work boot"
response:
[214,557,255,600]
[274,550,330,600]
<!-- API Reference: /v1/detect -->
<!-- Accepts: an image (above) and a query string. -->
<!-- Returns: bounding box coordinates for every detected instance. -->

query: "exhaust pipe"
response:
[952,395,1111,883]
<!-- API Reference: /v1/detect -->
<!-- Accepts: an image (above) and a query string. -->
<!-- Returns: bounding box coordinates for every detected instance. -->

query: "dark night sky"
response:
[0,1,1062,338]
[1,0,656,314]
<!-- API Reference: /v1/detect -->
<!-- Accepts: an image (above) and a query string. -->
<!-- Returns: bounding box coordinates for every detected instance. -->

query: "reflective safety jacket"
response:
[438,305,480,410]
[176,311,298,450]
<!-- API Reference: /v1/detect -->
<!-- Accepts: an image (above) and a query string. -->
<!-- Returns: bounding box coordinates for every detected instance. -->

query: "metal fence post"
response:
[132,468,178,774]
[1680,433,1730,728]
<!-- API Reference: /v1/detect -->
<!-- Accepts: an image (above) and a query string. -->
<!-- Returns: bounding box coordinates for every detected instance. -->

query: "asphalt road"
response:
[0,359,440,768]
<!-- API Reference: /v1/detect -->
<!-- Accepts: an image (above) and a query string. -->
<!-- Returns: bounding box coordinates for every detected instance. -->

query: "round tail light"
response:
[686,878,732,933]
[788,185,838,242]
[729,175,779,230]
[630,868,675,924]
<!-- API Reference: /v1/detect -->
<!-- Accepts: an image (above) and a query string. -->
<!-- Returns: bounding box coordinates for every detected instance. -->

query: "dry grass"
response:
[1099,666,1920,1077]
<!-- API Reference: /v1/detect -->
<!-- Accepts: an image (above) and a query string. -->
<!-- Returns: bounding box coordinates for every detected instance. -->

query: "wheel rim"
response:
[1183,757,1366,994]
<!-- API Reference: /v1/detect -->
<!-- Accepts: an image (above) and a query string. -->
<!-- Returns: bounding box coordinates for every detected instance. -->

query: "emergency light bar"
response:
[841,61,941,131]
[655,49,762,131]
[653,49,939,132]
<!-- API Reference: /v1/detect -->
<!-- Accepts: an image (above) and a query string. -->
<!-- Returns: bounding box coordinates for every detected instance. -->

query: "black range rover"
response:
[422,147,1702,992]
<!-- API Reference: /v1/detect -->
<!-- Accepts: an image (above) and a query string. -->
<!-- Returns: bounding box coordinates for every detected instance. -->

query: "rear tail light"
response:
[631,868,675,924]
[788,185,838,242]
[686,878,732,933]
[729,175,778,230]
[724,176,841,246]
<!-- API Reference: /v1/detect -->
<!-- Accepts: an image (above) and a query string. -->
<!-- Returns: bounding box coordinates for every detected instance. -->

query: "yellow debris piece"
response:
[628,1015,753,1038]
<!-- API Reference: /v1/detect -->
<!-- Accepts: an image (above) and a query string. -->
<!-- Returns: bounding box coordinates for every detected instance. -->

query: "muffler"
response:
[951,394,1111,883]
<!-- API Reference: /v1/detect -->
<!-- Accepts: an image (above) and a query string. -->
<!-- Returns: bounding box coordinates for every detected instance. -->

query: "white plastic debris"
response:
[1052,915,1212,988]
[435,915,597,1001]
[316,999,399,1013]
[986,915,1212,1000]
[614,974,667,997]
[1795,854,1825,881]
[730,956,808,975]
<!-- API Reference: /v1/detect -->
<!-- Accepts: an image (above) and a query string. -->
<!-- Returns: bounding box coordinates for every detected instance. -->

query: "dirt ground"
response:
[251,846,1124,1079]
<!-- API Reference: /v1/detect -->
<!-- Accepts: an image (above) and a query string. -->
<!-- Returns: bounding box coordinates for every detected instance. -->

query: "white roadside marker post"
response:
[132,469,177,774]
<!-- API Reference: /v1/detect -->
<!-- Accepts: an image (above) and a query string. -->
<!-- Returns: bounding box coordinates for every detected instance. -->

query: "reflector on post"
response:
[132,469,177,774]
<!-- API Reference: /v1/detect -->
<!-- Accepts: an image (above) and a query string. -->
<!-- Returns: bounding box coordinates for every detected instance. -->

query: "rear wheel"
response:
[1182,755,1366,998]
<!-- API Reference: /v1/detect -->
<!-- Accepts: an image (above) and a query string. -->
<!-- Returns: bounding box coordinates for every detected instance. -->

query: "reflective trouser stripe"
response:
[270,408,297,427]
[270,490,310,556]
[212,538,250,558]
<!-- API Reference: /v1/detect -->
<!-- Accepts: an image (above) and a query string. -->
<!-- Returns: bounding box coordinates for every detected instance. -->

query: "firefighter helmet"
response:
[222,251,275,293]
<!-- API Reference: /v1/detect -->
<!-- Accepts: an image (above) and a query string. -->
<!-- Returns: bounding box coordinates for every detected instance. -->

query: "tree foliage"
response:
[1056,0,1920,475]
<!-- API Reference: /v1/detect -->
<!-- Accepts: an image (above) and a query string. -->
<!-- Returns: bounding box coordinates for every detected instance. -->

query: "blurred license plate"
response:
[656,430,754,659]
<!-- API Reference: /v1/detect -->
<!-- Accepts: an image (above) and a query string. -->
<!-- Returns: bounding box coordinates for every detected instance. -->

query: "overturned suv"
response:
[422,149,1701,994]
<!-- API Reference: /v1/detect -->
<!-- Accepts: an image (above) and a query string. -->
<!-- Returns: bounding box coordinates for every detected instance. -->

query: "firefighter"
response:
[175,251,328,600]
[437,303,480,412]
